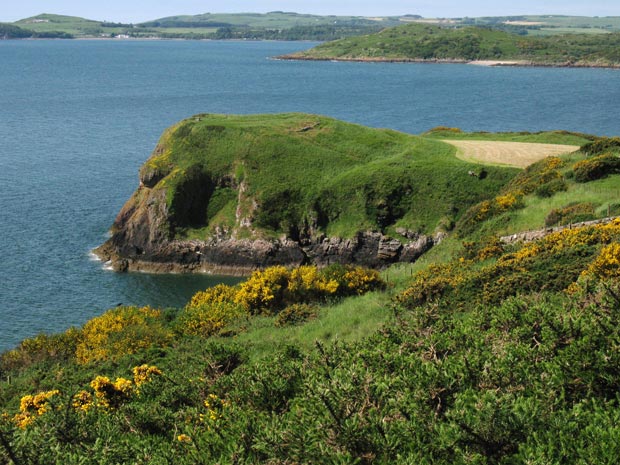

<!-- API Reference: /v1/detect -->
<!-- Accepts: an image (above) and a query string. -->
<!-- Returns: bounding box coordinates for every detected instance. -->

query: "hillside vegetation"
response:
[133,113,517,240]
[281,23,620,66]
[0,21,73,39]
[1,130,619,463]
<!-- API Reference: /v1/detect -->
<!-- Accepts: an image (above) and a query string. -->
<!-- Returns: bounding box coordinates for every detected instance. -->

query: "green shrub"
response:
[545,202,596,227]
[573,154,620,183]
[534,178,568,198]
[75,306,173,364]
[580,136,620,156]
[275,304,319,327]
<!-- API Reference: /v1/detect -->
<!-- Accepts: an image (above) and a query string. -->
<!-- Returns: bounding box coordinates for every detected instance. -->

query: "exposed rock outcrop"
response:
[94,183,441,275]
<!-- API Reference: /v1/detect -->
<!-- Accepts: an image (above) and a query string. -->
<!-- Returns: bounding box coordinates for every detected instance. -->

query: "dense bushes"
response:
[399,219,620,310]
[545,202,596,226]
[2,282,620,463]
[580,136,620,156]
[573,153,620,182]
[1,225,619,463]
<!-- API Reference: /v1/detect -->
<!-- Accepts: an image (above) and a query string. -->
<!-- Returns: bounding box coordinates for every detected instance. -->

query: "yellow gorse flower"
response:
[133,364,163,386]
[201,393,230,422]
[583,242,620,279]
[76,305,172,364]
[14,390,60,428]
[72,390,93,413]
[91,375,133,410]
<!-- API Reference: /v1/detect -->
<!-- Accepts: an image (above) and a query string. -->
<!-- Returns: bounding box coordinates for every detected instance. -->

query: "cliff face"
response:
[94,176,440,274]
[95,113,515,274]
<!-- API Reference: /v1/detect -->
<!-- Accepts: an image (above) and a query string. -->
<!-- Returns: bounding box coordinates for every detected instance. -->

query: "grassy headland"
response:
[131,113,518,241]
[1,127,619,463]
[279,23,620,67]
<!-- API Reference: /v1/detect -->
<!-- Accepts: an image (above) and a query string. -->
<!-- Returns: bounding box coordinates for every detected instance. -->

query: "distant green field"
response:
[138,11,400,29]
[524,14,620,30]
[15,13,122,36]
[423,128,594,145]
[531,27,612,36]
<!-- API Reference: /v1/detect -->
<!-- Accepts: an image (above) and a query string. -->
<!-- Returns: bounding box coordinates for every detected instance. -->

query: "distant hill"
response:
[1,19,73,38]
[9,12,620,41]
[138,11,401,29]
[280,23,620,67]
[9,12,403,40]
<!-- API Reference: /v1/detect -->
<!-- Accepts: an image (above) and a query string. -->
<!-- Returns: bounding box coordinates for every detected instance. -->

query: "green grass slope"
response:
[1,131,619,464]
[139,113,517,241]
[283,23,620,66]
[451,136,620,238]
[15,14,105,36]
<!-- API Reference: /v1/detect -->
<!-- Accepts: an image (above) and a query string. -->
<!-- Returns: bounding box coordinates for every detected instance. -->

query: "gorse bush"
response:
[0,327,80,373]
[178,301,246,337]
[545,202,596,227]
[182,265,384,321]
[584,242,620,280]
[234,265,291,314]
[286,265,339,302]
[76,306,173,364]
[580,136,620,156]
[12,390,60,429]
[573,153,620,183]
[187,283,239,307]
[399,219,620,310]
[321,264,385,296]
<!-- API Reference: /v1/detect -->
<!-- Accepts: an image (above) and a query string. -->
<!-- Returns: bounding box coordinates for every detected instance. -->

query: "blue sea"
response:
[1,39,619,351]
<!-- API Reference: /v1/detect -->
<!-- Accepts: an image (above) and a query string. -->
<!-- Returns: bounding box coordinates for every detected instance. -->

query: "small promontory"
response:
[95,113,517,274]
[278,24,620,68]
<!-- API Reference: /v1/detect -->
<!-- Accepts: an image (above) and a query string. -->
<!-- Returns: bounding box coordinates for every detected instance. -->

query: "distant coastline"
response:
[275,54,620,69]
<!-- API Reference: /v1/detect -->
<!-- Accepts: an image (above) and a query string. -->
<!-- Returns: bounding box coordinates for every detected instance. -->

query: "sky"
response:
[2,0,620,23]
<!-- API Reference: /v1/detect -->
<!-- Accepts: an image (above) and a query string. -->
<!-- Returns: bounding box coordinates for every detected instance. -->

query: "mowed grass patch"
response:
[443,139,580,168]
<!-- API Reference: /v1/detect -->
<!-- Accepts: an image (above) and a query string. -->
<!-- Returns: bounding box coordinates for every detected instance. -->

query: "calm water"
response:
[1,39,619,351]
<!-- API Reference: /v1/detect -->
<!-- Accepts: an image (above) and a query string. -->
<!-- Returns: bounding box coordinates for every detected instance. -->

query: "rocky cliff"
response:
[94,177,441,274]
[95,113,515,274]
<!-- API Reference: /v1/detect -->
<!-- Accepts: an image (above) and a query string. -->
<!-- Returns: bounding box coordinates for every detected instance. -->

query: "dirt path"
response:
[442,140,580,168]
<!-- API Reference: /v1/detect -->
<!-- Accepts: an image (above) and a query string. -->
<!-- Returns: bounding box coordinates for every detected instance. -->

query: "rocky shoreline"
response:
[275,54,620,69]
[95,229,443,276]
